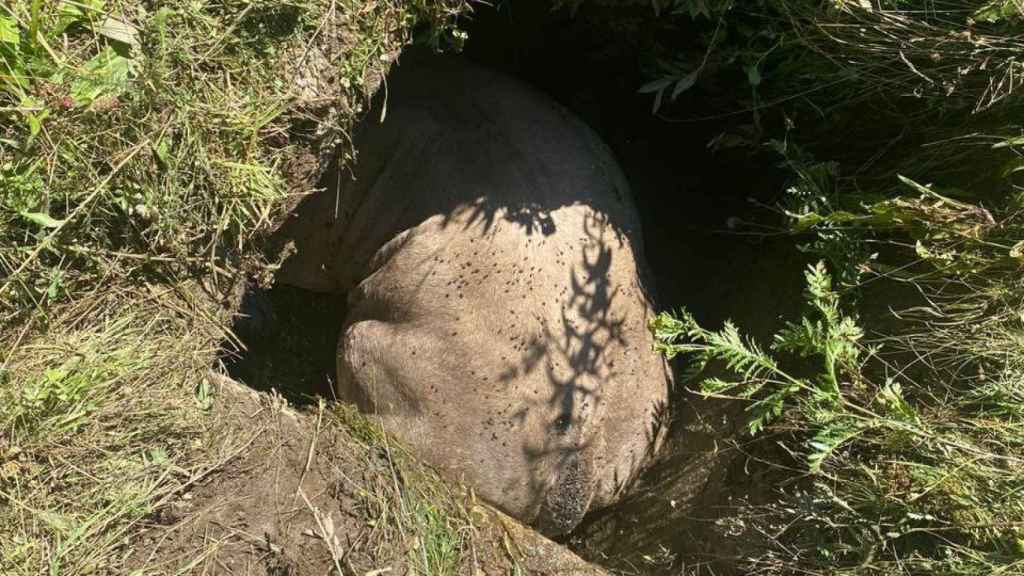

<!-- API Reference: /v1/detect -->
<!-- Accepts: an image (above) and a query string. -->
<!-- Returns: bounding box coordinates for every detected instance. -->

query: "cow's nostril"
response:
[554,414,572,433]
[535,456,593,536]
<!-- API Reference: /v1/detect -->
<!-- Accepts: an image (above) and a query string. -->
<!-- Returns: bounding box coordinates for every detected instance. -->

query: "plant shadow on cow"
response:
[449,4,813,570]
[486,209,672,533]
[229,51,673,537]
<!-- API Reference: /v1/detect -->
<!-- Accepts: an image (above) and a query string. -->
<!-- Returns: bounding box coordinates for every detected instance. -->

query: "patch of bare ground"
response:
[127,374,605,576]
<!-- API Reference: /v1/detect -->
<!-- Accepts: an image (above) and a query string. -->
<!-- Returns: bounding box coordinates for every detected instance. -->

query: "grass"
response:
[655,260,1024,574]
[6,0,1020,573]
[0,288,216,575]
[645,1,1024,574]
[0,0,470,573]
[0,0,469,315]
[333,403,473,575]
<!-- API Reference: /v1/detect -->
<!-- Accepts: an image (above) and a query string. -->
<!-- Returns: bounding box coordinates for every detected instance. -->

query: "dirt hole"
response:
[224,3,814,574]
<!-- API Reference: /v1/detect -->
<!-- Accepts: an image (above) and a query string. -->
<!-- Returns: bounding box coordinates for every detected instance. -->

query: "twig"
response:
[899,49,935,85]
[201,3,254,59]
[379,417,409,543]
[297,487,349,576]
[295,398,325,497]
[295,0,337,70]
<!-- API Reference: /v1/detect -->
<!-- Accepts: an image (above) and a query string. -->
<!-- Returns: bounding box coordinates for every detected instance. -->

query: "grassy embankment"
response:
[0,1,475,573]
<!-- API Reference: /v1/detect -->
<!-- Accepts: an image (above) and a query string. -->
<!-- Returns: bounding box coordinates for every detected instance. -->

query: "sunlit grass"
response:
[0,0,469,572]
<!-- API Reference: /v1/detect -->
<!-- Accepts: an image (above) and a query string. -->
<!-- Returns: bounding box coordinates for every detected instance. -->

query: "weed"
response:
[655,258,1024,573]
[641,4,1024,570]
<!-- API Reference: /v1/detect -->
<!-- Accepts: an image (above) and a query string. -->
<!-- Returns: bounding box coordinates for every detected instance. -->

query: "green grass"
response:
[0,290,214,575]
[332,404,472,575]
[646,2,1024,574]
[0,0,469,573]
[0,0,467,317]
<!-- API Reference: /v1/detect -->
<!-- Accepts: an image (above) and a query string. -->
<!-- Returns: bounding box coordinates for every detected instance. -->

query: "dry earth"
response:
[126,373,606,576]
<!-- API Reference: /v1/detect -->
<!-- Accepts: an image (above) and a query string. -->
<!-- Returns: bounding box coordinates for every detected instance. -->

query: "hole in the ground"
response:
[225,285,343,406]
[225,3,813,573]
[457,6,809,573]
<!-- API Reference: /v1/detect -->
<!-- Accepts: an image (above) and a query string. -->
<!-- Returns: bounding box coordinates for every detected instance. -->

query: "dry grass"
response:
[0,0,471,572]
[0,287,221,574]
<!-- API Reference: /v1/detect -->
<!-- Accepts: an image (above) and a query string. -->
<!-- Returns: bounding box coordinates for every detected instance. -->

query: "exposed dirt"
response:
[126,373,606,575]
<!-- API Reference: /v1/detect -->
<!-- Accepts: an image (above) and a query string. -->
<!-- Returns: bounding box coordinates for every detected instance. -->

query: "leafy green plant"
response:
[654,257,1024,572]
[654,262,871,468]
[630,0,1024,573]
[68,46,136,107]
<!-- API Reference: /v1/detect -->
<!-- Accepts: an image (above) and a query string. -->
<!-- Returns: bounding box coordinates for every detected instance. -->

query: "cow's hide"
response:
[275,52,672,535]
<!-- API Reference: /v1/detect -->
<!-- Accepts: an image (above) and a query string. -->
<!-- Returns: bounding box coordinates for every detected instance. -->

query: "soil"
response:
[127,374,607,575]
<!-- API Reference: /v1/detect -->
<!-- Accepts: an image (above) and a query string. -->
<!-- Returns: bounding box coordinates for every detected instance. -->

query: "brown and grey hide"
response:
[275,52,672,535]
